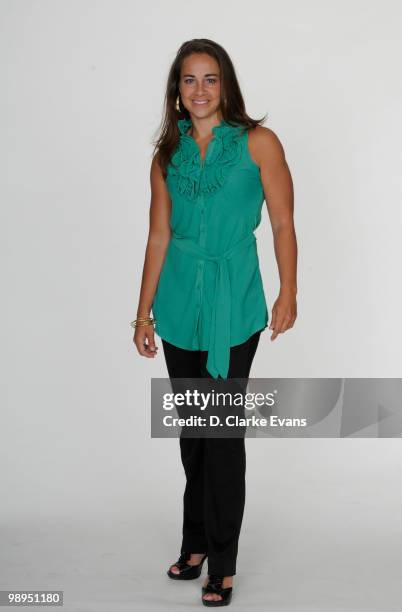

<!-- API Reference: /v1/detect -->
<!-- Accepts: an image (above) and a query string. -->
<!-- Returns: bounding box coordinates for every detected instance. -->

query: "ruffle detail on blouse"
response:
[167,117,244,200]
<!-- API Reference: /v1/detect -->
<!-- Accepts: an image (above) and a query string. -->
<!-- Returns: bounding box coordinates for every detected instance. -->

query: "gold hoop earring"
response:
[176,95,181,112]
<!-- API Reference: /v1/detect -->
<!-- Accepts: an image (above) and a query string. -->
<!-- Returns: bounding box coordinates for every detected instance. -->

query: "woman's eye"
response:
[183,78,218,85]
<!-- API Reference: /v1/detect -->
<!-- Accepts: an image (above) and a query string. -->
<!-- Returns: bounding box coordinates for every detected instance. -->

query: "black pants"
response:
[161,330,262,576]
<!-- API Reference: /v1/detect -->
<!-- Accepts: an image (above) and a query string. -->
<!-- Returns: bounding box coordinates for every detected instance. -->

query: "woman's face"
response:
[178,53,222,120]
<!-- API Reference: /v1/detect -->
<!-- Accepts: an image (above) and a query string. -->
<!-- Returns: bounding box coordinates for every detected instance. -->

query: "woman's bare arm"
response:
[133,152,172,358]
[248,126,298,341]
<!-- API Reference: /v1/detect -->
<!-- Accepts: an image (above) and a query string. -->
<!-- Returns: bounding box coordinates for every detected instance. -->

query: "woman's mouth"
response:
[192,100,209,105]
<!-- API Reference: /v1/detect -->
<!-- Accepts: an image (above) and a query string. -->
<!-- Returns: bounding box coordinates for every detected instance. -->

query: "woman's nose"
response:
[195,82,206,95]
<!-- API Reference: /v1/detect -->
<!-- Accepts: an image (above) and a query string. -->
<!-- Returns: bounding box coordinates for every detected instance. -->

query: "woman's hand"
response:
[133,324,159,358]
[269,288,297,341]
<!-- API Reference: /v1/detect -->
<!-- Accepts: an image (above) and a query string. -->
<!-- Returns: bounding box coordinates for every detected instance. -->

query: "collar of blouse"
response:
[169,117,244,200]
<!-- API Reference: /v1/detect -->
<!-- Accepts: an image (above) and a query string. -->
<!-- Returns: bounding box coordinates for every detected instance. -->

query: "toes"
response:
[203,594,222,601]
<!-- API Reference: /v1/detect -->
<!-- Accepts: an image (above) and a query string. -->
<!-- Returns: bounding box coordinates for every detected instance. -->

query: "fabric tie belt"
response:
[171,231,257,379]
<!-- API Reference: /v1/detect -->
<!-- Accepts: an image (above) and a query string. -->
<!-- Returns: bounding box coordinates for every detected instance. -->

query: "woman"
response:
[132,39,297,606]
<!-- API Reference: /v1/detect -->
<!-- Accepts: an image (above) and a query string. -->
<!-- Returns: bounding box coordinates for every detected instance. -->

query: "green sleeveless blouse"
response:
[152,117,269,379]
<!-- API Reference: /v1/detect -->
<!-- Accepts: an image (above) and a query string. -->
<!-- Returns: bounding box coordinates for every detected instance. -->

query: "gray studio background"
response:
[2,1,402,611]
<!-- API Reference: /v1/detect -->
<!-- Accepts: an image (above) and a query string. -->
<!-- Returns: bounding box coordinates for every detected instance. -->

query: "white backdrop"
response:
[1,1,402,611]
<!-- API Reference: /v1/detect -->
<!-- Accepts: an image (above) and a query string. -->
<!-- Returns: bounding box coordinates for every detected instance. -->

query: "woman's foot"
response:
[169,553,206,575]
[202,575,233,603]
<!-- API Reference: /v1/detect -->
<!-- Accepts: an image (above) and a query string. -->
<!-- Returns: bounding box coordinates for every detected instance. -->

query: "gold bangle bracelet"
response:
[135,321,155,327]
[130,318,156,329]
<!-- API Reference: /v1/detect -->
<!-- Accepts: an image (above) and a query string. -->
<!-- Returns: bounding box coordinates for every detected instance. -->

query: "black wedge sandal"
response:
[167,551,208,580]
[202,574,233,607]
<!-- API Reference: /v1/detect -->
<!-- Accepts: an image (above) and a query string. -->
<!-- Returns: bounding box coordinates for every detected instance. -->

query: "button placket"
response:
[199,194,207,248]
[194,194,206,335]
[197,204,205,287]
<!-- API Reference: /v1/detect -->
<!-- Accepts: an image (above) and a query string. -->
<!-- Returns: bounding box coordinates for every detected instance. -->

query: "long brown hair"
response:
[152,39,267,178]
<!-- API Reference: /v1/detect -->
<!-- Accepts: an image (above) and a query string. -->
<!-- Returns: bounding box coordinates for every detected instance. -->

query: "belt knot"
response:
[170,232,257,379]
